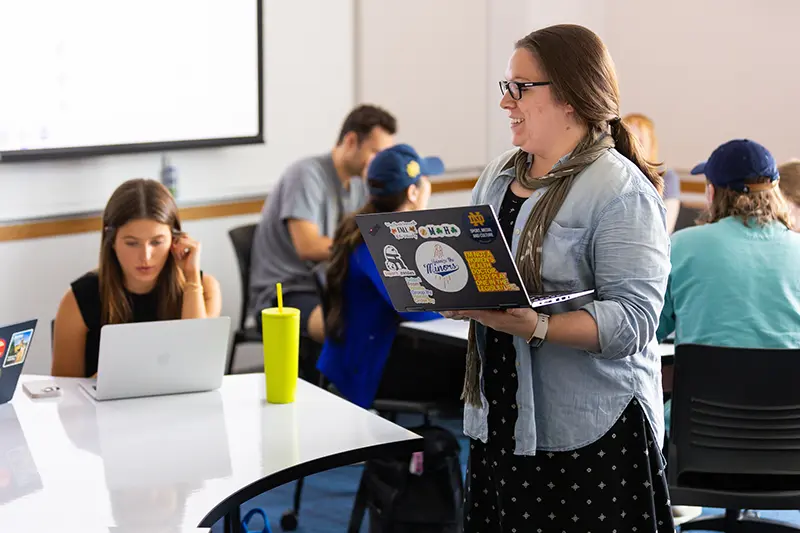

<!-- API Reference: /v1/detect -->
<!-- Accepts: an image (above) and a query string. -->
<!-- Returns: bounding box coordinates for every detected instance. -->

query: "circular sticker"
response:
[0,338,5,356]
[414,241,469,293]
[462,209,498,244]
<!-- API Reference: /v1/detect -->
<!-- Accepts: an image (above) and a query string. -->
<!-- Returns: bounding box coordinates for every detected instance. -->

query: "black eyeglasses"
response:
[499,80,551,100]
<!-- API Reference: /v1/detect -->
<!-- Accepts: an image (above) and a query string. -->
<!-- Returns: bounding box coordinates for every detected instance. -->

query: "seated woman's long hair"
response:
[325,187,410,343]
[99,179,185,325]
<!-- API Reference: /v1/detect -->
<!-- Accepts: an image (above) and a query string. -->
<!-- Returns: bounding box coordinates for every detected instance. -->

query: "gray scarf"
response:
[461,134,615,407]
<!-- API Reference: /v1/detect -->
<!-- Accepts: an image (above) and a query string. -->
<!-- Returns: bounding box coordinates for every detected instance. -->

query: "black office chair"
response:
[227,224,261,374]
[668,344,800,532]
[674,203,702,232]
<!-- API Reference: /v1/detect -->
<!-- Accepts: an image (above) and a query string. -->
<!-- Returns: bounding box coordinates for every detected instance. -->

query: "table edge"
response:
[197,434,423,527]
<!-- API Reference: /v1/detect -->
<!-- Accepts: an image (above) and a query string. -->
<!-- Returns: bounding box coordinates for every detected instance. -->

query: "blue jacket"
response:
[317,242,440,408]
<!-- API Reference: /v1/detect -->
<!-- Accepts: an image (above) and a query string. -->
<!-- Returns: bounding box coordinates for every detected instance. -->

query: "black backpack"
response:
[348,425,464,533]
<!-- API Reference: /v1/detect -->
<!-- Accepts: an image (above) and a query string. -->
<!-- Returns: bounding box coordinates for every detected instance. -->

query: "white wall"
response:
[0,0,356,222]
[356,0,489,174]
[605,0,800,170]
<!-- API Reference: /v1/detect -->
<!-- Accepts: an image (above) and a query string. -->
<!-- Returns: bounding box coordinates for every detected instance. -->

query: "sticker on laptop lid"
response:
[385,220,418,240]
[464,250,521,293]
[415,242,469,293]
[383,245,416,277]
[405,277,435,304]
[0,338,6,359]
[464,210,498,244]
[3,329,33,368]
[418,224,461,239]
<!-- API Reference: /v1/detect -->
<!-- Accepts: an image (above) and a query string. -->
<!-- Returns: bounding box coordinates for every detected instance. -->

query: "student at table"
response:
[778,159,800,227]
[623,113,682,233]
[247,105,397,343]
[442,24,673,532]
[316,144,445,409]
[51,179,222,378]
[657,140,800,348]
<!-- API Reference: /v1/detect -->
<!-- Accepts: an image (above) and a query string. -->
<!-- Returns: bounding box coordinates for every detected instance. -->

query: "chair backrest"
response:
[669,344,800,485]
[228,224,257,330]
[674,203,702,232]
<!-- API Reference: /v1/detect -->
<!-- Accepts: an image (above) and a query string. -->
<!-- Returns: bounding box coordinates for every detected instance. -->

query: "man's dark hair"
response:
[336,104,396,145]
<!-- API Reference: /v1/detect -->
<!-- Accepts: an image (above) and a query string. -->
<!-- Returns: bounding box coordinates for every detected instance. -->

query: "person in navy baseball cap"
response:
[690,139,780,194]
[317,143,451,409]
[366,143,445,197]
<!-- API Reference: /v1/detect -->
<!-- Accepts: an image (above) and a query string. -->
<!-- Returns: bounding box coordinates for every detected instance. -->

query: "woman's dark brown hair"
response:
[324,188,410,342]
[516,24,663,194]
[99,179,184,325]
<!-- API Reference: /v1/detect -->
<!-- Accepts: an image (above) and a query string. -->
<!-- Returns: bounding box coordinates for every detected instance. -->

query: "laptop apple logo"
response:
[157,352,171,367]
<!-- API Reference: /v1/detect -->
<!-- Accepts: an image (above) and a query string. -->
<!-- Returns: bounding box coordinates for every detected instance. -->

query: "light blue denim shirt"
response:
[463,147,671,455]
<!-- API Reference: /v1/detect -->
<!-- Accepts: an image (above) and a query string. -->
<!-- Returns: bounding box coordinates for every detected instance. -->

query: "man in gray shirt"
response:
[248,105,397,341]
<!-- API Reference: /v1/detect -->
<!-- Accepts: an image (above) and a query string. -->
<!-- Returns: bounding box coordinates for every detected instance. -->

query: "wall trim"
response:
[0,177,705,242]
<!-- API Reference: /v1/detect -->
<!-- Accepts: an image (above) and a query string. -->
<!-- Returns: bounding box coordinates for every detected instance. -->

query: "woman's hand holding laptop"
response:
[441,308,539,340]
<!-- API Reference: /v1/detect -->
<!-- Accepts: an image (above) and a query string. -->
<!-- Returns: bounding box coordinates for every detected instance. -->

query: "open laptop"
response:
[356,205,594,312]
[0,319,38,405]
[78,316,231,401]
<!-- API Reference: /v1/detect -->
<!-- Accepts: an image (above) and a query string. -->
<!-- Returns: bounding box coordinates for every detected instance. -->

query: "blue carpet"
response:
[211,414,800,532]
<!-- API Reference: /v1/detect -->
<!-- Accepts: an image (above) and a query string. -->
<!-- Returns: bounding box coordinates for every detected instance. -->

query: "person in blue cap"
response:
[315,144,451,409]
[657,138,800,349]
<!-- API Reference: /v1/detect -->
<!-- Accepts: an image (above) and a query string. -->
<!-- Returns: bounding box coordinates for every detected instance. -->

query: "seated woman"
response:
[52,179,222,377]
[658,139,800,347]
[623,113,682,233]
[779,159,800,227]
[658,140,800,440]
[316,144,445,409]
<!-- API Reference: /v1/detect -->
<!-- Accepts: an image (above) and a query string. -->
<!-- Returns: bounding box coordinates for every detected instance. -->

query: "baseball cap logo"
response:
[406,160,421,178]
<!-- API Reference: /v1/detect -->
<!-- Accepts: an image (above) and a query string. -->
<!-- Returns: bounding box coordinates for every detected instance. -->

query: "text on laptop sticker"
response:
[464,250,521,293]
[3,329,33,368]
[415,242,469,293]
[383,245,416,277]
[385,220,418,240]
[464,210,498,244]
[418,224,461,239]
[405,277,435,304]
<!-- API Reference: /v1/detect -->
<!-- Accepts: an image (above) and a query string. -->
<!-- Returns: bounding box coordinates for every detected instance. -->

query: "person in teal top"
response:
[658,139,800,433]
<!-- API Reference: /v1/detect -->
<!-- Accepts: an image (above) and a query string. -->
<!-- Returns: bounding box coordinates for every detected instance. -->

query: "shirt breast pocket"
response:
[541,221,589,290]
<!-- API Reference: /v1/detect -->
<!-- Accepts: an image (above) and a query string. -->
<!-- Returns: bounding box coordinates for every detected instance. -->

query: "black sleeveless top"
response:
[71,272,161,377]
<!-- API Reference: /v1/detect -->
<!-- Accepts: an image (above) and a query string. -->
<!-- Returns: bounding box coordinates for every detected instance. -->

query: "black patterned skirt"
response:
[464,329,675,533]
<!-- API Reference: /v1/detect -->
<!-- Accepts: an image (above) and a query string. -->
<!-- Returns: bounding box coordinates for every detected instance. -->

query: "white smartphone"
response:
[22,381,62,399]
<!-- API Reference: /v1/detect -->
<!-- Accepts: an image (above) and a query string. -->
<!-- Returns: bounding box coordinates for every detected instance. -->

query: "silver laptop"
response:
[79,317,231,401]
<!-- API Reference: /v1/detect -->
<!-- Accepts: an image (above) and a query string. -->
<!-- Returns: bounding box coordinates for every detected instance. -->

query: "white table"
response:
[399,318,676,358]
[0,374,422,531]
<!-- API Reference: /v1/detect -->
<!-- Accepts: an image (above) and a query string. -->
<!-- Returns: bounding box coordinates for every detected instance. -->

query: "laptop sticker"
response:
[0,338,6,359]
[418,223,461,239]
[385,220,419,240]
[368,224,382,236]
[405,277,436,305]
[464,250,521,293]
[464,210,498,244]
[383,245,416,278]
[415,242,469,293]
[2,329,33,368]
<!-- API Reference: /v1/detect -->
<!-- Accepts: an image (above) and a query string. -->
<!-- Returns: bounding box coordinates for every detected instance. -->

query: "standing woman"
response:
[447,24,673,532]
[52,179,222,378]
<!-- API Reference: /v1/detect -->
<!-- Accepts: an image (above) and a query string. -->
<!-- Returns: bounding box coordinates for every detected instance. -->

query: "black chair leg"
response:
[680,509,800,532]
[279,477,304,531]
[225,342,237,375]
